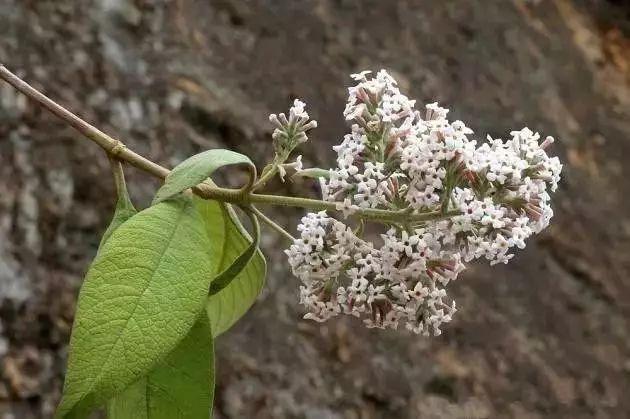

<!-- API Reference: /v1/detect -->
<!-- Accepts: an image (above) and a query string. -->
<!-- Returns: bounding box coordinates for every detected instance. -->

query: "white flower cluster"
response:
[269,99,317,146]
[283,70,562,336]
[269,99,317,180]
[287,212,461,335]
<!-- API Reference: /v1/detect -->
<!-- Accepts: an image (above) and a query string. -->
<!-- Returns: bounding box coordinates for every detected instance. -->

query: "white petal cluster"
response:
[269,99,318,158]
[285,70,562,336]
[286,212,462,336]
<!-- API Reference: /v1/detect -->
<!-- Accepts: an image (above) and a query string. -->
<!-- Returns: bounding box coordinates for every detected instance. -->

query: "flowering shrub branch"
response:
[0,64,561,418]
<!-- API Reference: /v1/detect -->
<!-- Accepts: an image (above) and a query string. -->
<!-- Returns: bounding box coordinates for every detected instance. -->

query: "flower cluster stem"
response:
[252,162,278,191]
[0,64,460,227]
[250,206,296,242]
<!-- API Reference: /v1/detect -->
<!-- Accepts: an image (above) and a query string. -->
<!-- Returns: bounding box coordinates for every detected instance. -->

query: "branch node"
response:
[109,141,127,157]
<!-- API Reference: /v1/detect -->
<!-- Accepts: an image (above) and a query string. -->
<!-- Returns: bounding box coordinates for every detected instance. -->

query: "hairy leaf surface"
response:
[57,197,214,419]
[107,314,215,419]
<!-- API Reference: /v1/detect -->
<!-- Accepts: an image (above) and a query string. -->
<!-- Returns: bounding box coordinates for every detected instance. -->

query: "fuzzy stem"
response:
[252,162,278,191]
[0,64,461,225]
[250,193,459,222]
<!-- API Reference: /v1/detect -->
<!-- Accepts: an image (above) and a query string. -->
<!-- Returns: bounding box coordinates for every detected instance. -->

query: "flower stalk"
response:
[0,64,455,226]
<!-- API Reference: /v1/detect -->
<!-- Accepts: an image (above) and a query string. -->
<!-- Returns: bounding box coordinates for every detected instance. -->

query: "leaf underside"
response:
[196,198,267,337]
[57,197,215,419]
[107,313,215,419]
[152,148,265,336]
[208,208,259,296]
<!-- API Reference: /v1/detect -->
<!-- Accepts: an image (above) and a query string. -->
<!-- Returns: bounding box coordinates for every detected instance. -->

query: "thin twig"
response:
[0,64,461,225]
[0,64,169,178]
[250,205,296,242]
[0,64,251,204]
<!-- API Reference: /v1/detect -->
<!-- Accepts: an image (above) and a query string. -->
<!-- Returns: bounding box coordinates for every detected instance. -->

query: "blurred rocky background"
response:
[1,1,630,418]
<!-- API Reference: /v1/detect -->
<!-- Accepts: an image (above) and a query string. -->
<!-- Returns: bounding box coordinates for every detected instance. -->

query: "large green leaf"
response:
[107,313,215,419]
[196,199,266,337]
[153,149,256,205]
[57,197,215,419]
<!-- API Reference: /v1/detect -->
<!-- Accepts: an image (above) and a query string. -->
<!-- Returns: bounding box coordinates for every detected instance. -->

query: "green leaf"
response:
[57,197,215,419]
[196,198,266,337]
[99,201,137,251]
[107,313,215,419]
[153,149,256,205]
[106,378,147,419]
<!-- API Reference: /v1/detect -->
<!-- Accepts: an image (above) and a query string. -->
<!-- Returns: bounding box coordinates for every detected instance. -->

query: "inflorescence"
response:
[277,70,561,336]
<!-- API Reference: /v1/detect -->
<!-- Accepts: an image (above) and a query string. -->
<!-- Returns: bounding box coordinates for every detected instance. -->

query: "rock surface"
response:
[1,1,630,418]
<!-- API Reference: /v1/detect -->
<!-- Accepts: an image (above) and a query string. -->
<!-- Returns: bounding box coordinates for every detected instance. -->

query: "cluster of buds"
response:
[282,70,562,336]
[269,99,318,180]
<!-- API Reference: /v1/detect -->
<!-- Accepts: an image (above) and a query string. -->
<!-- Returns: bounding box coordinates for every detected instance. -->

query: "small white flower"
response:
[285,69,561,336]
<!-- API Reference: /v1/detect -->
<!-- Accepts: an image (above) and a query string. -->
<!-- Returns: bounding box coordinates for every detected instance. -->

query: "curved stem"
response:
[0,64,461,226]
[238,163,258,195]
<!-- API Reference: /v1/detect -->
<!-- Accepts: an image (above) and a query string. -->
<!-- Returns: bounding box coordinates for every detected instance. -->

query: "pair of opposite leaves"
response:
[57,150,266,419]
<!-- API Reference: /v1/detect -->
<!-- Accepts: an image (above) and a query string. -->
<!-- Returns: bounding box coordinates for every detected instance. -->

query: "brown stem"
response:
[0,65,168,178]
[0,64,242,202]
